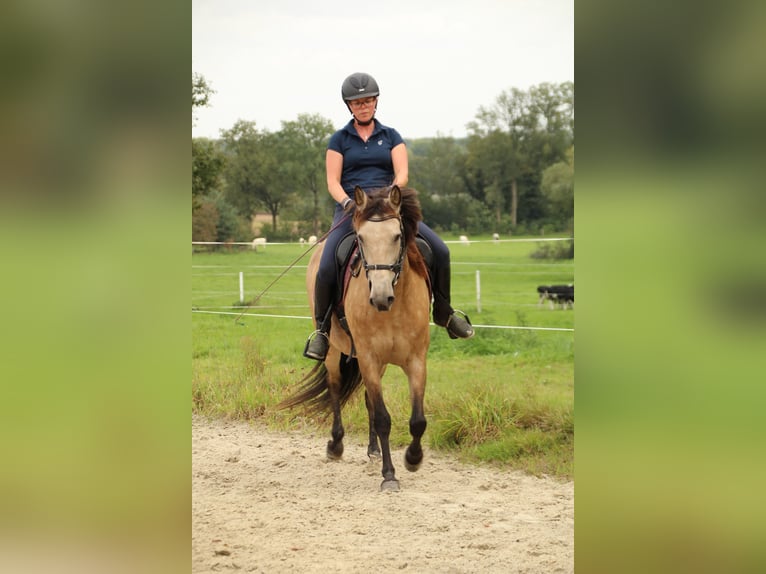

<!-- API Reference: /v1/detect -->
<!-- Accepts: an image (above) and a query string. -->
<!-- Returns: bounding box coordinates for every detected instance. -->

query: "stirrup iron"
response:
[446,309,474,339]
[303,330,329,360]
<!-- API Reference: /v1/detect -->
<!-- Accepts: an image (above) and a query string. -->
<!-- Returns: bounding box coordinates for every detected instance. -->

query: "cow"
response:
[537,284,574,309]
[251,237,267,252]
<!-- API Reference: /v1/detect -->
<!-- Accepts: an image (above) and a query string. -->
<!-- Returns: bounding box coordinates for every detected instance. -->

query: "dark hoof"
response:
[326,440,343,460]
[404,458,422,472]
[380,479,400,492]
[404,446,423,472]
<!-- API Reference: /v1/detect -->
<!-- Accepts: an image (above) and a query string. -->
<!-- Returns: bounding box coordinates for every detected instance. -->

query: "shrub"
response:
[192,200,219,242]
[530,240,574,260]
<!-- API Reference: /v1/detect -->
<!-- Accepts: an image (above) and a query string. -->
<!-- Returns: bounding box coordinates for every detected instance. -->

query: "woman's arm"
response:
[325,149,349,204]
[391,142,409,187]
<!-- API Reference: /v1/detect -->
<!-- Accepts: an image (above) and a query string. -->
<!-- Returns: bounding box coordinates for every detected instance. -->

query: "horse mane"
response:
[355,186,422,242]
[354,186,428,280]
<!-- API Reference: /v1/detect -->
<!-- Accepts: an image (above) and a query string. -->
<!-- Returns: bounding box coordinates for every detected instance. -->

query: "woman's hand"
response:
[342,197,356,214]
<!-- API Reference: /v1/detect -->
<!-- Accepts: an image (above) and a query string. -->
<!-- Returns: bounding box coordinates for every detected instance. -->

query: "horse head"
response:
[353,185,407,311]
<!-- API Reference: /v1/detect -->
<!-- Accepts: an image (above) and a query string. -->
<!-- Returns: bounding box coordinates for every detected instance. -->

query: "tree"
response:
[192,137,225,209]
[467,88,531,226]
[192,73,224,212]
[466,82,574,229]
[409,136,469,229]
[220,121,297,233]
[540,146,574,228]
[277,114,335,235]
[212,191,250,242]
[465,130,517,225]
[192,73,214,126]
[410,137,467,197]
[529,82,574,135]
[192,200,219,242]
[221,121,267,218]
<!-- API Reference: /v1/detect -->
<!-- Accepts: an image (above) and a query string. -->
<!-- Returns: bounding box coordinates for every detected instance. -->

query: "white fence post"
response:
[239,271,244,304]
[476,270,481,313]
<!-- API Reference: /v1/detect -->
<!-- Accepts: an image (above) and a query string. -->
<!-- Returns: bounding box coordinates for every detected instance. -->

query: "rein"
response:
[231,213,352,323]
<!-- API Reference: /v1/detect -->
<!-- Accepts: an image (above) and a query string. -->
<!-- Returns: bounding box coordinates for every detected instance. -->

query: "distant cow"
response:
[308,235,317,245]
[537,284,574,309]
[459,235,469,245]
[492,233,500,242]
[251,237,267,252]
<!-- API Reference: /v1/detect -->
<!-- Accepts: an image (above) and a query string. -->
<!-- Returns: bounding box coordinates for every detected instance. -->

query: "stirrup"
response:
[446,310,474,340]
[303,330,329,360]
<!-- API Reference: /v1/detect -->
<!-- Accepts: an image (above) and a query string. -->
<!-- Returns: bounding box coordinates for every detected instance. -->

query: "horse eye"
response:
[393,234,401,244]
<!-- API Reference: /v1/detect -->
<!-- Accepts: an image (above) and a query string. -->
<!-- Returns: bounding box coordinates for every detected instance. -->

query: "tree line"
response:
[192,73,573,244]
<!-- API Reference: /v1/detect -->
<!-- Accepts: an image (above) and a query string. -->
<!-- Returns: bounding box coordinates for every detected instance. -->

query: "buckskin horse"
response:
[280,185,431,491]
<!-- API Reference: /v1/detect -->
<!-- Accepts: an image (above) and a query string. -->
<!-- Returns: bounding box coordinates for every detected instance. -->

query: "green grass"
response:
[192,235,574,479]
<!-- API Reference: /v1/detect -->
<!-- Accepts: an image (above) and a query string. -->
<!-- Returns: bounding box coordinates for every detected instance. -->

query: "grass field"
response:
[192,235,574,479]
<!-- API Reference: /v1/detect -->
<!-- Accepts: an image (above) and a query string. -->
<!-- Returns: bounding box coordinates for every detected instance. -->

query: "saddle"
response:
[332,232,433,337]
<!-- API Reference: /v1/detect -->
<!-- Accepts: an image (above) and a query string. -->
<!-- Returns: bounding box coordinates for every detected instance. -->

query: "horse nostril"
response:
[388,296,395,306]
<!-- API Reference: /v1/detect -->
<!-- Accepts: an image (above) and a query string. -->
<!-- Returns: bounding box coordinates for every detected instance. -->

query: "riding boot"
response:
[303,280,335,360]
[432,261,475,340]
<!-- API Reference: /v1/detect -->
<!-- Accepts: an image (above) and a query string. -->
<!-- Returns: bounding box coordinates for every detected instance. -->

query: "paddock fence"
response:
[192,237,574,333]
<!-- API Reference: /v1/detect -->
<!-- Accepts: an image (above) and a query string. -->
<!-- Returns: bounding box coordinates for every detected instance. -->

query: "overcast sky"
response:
[192,0,573,140]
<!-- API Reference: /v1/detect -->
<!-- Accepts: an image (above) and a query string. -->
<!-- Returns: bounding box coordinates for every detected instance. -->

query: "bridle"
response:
[355,213,406,287]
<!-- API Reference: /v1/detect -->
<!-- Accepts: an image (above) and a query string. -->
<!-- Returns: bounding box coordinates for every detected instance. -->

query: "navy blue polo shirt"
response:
[327,118,405,196]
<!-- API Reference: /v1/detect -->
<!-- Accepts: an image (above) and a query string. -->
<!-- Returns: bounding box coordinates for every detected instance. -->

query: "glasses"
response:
[348,97,377,109]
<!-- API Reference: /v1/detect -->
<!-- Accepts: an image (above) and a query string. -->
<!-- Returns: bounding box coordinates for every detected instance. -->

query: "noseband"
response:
[355,213,406,286]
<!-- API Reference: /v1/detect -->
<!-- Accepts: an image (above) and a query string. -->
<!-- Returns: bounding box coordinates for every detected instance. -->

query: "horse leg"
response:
[325,356,344,460]
[327,397,344,460]
[404,361,427,472]
[367,386,398,491]
[364,389,381,460]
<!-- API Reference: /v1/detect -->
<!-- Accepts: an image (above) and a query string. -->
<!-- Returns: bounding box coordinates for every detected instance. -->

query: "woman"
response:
[304,72,474,361]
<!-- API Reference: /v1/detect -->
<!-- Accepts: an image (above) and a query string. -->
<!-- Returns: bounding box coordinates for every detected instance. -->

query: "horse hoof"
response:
[380,479,400,492]
[367,448,382,461]
[404,458,422,472]
[326,441,343,460]
[404,447,423,472]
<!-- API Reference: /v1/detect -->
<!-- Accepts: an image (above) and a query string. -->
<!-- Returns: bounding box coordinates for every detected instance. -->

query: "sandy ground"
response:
[192,415,573,573]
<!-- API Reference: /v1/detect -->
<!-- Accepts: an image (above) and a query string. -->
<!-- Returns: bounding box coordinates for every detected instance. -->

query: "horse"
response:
[280,185,432,491]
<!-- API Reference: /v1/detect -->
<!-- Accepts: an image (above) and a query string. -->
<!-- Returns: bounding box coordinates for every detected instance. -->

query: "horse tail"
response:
[338,356,363,406]
[278,355,363,415]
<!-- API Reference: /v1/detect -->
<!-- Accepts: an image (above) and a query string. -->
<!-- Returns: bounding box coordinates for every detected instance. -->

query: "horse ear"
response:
[389,185,401,211]
[354,186,367,208]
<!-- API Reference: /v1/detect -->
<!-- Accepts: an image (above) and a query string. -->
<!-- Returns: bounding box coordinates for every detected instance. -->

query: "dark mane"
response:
[354,186,422,243]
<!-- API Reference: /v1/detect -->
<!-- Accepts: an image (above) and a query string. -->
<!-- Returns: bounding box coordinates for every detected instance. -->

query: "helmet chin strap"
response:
[345,97,378,126]
[353,109,377,127]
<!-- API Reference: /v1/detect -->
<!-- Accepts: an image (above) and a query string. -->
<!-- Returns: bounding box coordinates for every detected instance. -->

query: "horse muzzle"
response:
[370,295,395,311]
[368,275,395,311]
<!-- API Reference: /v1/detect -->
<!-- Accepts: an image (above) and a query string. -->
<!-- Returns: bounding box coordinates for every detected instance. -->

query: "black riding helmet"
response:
[341,72,380,103]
